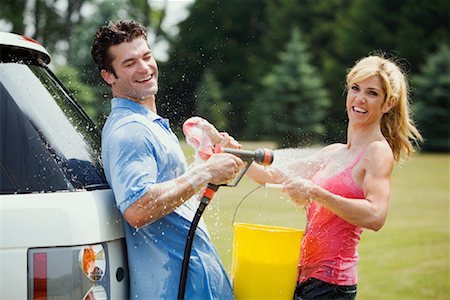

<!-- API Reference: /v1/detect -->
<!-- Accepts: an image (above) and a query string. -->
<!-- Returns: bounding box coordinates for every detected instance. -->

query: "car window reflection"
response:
[0,62,107,193]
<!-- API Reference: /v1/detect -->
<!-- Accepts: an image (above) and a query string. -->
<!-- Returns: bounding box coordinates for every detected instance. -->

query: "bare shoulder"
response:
[365,140,393,159]
[364,141,394,174]
[292,143,344,164]
[317,143,346,158]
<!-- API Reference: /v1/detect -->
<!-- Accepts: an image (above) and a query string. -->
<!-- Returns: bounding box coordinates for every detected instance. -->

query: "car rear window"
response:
[0,60,108,194]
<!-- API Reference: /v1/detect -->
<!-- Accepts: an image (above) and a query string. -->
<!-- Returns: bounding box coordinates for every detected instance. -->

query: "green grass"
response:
[182,143,449,299]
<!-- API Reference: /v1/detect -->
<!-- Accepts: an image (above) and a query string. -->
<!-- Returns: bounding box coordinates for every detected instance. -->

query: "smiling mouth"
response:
[352,106,367,114]
[136,74,155,83]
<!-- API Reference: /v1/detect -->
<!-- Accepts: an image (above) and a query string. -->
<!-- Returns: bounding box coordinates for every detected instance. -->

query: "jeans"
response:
[293,278,357,300]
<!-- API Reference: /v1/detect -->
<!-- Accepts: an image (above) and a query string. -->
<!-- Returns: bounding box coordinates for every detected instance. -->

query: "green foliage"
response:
[250,28,330,147]
[61,0,134,126]
[0,0,27,33]
[327,0,450,143]
[195,69,231,130]
[413,44,450,152]
[159,0,268,135]
[0,0,169,127]
[1,0,448,150]
[55,65,98,120]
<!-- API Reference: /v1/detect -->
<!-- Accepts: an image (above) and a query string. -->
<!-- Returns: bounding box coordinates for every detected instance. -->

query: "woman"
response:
[247,54,422,300]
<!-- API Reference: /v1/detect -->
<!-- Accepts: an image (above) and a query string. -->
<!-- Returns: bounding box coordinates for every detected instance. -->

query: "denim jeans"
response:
[293,278,357,300]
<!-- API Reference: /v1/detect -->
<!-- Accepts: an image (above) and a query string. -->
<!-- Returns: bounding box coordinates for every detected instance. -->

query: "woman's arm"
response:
[283,141,394,231]
[246,145,336,185]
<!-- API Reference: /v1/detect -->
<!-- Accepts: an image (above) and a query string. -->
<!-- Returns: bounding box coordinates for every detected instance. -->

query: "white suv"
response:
[0,32,128,299]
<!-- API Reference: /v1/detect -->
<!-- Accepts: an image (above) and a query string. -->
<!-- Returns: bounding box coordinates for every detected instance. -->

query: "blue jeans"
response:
[293,278,357,300]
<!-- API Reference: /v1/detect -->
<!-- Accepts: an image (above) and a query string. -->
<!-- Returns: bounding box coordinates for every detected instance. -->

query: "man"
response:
[91,20,243,299]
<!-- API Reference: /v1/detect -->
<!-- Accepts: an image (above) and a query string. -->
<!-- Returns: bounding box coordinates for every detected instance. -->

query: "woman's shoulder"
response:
[365,140,393,157]
[309,143,346,163]
[320,143,346,154]
[363,140,394,171]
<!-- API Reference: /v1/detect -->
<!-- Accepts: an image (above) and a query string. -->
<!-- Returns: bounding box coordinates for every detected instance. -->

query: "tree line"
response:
[1,0,449,151]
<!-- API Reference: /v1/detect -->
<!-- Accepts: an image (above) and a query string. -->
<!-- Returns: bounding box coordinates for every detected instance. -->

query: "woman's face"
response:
[346,75,387,128]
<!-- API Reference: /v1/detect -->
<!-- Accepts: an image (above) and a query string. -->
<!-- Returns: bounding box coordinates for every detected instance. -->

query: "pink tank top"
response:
[298,150,365,286]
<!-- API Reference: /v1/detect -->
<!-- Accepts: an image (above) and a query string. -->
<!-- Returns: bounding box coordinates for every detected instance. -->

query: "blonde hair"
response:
[346,55,422,162]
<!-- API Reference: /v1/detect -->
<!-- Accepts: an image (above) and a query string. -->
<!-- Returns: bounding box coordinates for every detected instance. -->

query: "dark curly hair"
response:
[91,20,147,77]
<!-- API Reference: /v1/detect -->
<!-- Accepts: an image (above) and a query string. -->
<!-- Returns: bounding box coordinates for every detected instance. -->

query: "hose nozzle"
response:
[214,145,274,187]
[220,147,274,166]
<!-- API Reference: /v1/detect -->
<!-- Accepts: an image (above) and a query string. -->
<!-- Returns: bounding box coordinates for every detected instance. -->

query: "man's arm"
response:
[123,153,244,228]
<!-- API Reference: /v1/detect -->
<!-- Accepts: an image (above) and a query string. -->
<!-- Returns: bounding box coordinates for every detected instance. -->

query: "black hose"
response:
[178,184,219,300]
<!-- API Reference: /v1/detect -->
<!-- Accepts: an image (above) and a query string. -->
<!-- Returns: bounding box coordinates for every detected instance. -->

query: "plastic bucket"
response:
[231,223,304,300]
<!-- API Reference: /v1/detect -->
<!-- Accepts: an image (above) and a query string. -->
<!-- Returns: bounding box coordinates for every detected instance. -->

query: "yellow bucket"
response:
[231,223,304,300]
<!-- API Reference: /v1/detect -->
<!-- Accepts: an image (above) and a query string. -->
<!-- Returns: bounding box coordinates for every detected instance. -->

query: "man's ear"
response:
[101,69,115,85]
[383,96,395,113]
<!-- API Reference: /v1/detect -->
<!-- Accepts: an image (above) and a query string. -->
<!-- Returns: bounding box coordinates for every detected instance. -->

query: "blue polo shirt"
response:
[102,98,233,299]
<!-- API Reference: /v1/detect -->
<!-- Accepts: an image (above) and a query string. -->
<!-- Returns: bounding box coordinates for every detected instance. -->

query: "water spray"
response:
[178,147,274,300]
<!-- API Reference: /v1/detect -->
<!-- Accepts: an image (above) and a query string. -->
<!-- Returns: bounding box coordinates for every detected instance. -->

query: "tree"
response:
[159,0,351,140]
[55,65,97,121]
[329,0,450,142]
[1,0,170,127]
[194,69,230,130]
[0,0,27,33]
[412,44,450,152]
[250,28,330,147]
[159,0,268,136]
[2,0,448,140]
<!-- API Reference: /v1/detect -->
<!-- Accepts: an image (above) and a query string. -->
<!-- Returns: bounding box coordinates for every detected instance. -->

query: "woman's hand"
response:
[217,132,241,149]
[282,177,317,206]
[190,116,241,149]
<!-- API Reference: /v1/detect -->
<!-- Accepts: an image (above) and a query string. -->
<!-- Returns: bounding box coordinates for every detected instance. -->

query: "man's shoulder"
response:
[102,112,154,147]
[104,111,154,134]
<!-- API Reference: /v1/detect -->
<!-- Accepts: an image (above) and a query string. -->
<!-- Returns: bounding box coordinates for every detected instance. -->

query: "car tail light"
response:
[79,245,106,282]
[28,244,110,299]
[33,253,47,299]
[83,286,107,300]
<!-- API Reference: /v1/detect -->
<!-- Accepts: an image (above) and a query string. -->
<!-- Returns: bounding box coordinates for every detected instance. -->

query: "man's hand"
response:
[204,153,245,185]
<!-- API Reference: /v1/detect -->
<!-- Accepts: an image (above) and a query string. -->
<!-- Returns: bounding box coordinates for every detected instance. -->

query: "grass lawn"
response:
[183,142,449,299]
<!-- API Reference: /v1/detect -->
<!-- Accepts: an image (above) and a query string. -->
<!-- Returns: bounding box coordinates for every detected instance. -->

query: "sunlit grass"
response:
[181,142,449,299]
[356,153,449,299]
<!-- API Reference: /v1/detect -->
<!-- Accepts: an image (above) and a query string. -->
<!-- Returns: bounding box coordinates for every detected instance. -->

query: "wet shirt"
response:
[298,151,365,286]
[102,98,233,299]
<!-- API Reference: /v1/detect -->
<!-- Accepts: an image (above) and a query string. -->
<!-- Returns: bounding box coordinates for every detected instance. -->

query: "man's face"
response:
[102,37,158,102]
